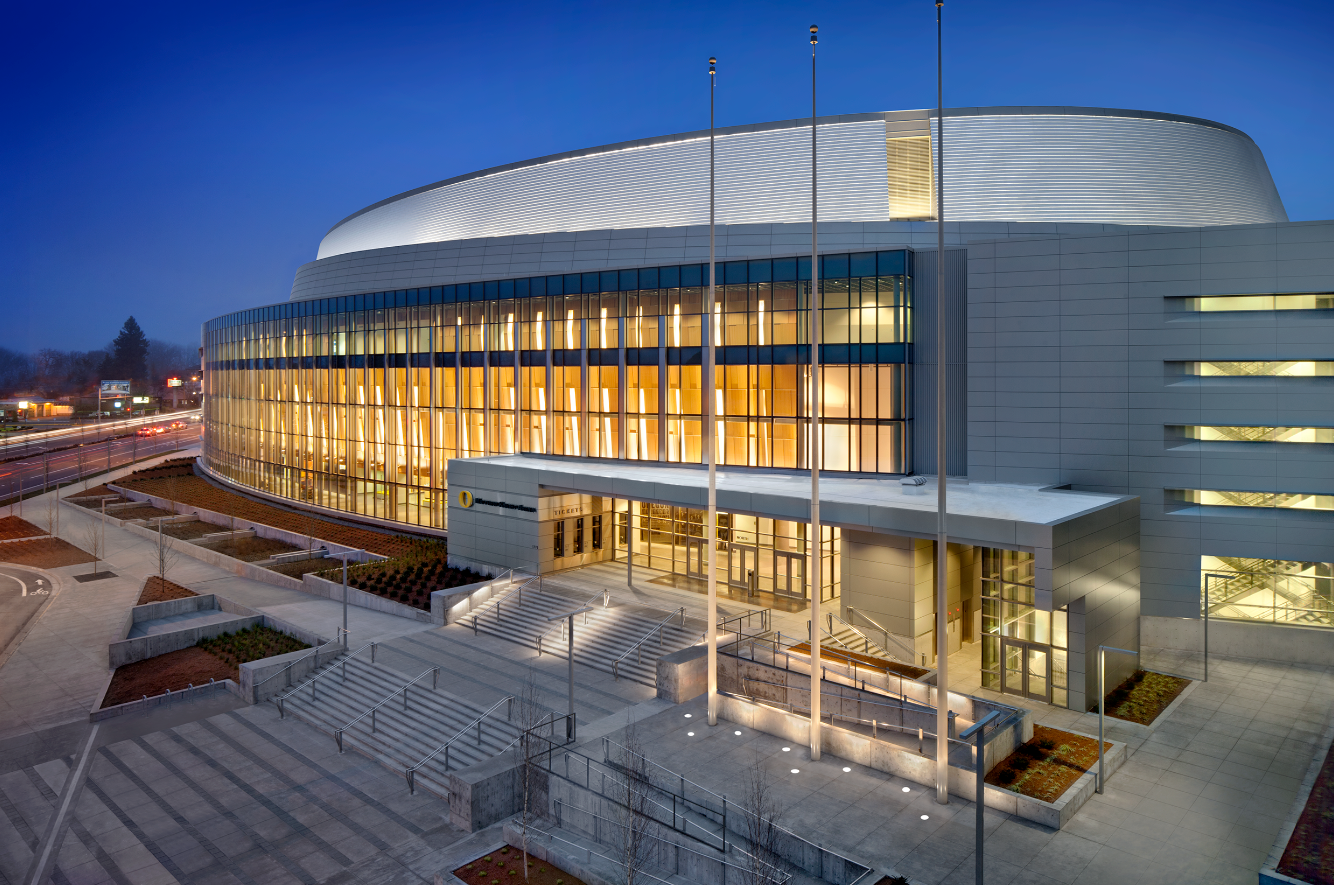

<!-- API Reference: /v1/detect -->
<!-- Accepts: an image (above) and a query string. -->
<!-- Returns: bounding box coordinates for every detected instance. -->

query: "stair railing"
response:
[537,589,611,655]
[611,607,686,680]
[844,607,916,662]
[334,667,440,753]
[274,641,377,719]
[716,608,770,638]
[252,635,339,702]
[406,694,515,794]
[468,572,541,634]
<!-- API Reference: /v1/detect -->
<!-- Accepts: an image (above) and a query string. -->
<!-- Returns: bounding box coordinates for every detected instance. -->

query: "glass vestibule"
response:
[613,500,839,603]
[980,548,1069,706]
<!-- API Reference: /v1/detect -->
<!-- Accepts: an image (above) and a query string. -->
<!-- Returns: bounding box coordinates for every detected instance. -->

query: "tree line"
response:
[0,317,197,398]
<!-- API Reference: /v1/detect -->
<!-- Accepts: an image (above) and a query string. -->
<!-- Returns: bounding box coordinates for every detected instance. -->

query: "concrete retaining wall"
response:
[656,645,707,704]
[302,573,434,623]
[448,751,521,832]
[1142,615,1334,667]
[433,578,506,625]
[90,678,245,722]
[108,594,328,668]
[241,642,347,704]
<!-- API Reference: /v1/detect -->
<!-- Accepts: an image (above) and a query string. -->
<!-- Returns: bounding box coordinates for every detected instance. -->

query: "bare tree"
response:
[161,470,180,516]
[737,753,787,885]
[155,518,181,585]
[42,491,58,538]
[612,720,658,885]
[511,669,549,881]
[83,512,103,577]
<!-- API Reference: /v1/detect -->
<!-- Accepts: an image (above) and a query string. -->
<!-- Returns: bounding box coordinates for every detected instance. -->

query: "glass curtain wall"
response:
[980,548,1069,707]
[203,251,912,530]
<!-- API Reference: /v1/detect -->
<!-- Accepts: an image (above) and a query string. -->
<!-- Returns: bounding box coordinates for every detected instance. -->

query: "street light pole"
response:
[548,606,591,742]
[1097,645,1138,792]
[959,710,1002,885]
[706,54,719,729]
[934,0,951,806]
[807,21,823,763]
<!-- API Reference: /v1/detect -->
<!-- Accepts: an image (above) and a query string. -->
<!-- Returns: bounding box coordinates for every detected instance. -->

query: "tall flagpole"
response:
[706,56,719,728]
[934,0,951,805]
[808,23,823,762]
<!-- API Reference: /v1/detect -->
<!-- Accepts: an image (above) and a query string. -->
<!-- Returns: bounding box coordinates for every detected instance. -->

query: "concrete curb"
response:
[0,564,63,673]
[91,679,244,722]
[1076,674,1200,741]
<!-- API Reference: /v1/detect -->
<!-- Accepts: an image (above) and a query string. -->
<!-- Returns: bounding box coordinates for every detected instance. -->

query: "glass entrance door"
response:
[728,545,757,591]
[1001,639,1050,702]
[685,538,707,580]
[774,551,806,598]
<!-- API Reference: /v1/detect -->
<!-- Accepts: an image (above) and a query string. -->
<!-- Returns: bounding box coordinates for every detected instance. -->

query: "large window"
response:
[202,251,913,529]
[1202,556,1333,629]
[980,548,1068,707]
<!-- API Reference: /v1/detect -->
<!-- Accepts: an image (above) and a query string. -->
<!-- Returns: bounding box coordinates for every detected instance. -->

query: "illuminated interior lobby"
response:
[202,105,1334,709]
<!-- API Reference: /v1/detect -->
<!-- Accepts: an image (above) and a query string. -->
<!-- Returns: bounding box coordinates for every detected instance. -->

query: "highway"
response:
[0,424,200,507]
[0,411,200,460]
[0,564,54,659]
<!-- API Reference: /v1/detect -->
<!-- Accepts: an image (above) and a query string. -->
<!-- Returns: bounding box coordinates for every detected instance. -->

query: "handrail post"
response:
[372,708,376,733]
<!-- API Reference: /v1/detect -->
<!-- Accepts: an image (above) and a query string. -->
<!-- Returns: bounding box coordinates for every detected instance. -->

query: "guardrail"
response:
[251,636,340,701]
[274,641,376,718]
[406,694,515,794]
[538,589,611,655]
[335,667,440,753]
[611,607,686,681]
[717,609,770,638]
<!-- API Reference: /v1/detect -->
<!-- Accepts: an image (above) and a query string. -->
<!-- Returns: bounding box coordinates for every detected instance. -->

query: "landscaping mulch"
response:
[161,520,216,540]
[196,625,309,668]
[198,535,301,562]
[266,559,338,578]
[1097,670,1192,725]
[136,576,198,605]
[101,647,234,707]
[114,504,177,521]
[114,463,422,557]
[985,725,1112,803]
[0,537,96,568]
[1278,739,1334,885]
[0,516,45,541]
[453,846,587,885]
[324,541,485,612]
[68,485,124,507]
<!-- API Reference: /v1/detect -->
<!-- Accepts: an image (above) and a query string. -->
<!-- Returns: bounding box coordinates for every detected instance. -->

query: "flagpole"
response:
[808,23,822,762]
[934,0,951,805]
[706,55,719,728]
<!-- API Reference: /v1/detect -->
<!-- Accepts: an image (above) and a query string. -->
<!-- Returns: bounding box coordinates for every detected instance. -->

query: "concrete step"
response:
[466,589,702,686]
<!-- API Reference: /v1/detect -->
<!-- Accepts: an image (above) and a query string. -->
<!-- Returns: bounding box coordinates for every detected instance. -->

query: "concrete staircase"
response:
[467,588,702,686]
[821,613,907,665]
[277,656,522,799]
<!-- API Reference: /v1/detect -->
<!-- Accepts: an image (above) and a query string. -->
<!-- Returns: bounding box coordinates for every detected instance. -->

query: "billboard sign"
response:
[100,380,131,396]
[167,378,183,387]
[132,396,151,404]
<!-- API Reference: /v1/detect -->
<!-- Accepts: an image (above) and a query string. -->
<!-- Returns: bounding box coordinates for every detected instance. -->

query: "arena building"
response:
[201,106,1334,710]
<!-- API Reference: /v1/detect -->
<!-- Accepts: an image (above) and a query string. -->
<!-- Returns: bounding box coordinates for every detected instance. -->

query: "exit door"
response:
[728,545,757,591]
[685,538,707,580]
[1001,639,1050,702]
[774,551,806,598]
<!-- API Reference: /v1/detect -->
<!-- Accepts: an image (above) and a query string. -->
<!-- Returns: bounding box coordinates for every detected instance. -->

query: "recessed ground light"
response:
[734,730,742,735]
[791,769,800,774]
[920,814,930,821]
[902,787,911,793]
[842,767,851,772]
[782,747,791,752]
[687,731,695,736]
[684,713,692,718]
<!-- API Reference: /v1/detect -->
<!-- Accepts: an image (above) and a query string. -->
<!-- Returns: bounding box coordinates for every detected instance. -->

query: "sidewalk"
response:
[0,448,436,747]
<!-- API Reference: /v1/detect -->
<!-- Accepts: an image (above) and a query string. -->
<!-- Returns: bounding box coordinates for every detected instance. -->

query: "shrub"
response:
[1037,737,1056,751]
[997,769,1016,785]
[1012,757,1031,771]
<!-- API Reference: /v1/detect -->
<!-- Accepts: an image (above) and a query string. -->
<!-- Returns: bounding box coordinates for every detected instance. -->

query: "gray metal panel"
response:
[911,248,968,476]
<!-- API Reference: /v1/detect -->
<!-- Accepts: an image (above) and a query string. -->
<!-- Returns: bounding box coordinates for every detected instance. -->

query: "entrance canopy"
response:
[446,455,1137,609]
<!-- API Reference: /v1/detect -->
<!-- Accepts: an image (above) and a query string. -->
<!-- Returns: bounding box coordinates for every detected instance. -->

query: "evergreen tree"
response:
[107,317,150,383]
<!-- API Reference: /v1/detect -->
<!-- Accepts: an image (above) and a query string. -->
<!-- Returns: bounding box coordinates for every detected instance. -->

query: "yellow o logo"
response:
[458,490,473,508]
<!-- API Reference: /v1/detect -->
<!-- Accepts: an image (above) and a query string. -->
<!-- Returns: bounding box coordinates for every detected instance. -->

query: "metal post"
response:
[808,21,822,763]
[1203,573,1213,682]
[934,0,950,806]
[568,612,576,736]
[707,54,719,729]
[1097,646,1105,793]
[960,710,1001,885]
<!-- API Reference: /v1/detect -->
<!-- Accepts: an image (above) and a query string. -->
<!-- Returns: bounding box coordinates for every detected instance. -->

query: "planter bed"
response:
[161,520,217,540]
[324,539,486,612]
[266,559,336,578]
[197,535,302,562]
[986,725,1112,803]
[0,537,95,568]
[101,625,310,708]
[114,460,424,557]
[0,516,45,541]
[136,576,198,605]
[112,504,176,521]
[1098,670,1191,725]
[454,846,587,885]
[1277,740,1334,885]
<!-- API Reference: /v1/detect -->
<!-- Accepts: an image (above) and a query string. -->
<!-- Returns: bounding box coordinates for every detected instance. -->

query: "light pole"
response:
[934,0,951,806]
[1097,644,1138,792]
[1202,572,1229,683]
[706,54,720,729]
[548,605,592,742]
[959,710,1002,885]
[807,21,823,763]
[329,549,363,644]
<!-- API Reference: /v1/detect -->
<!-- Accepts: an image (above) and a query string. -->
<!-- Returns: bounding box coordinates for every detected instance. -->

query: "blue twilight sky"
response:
[2,0,1331,353]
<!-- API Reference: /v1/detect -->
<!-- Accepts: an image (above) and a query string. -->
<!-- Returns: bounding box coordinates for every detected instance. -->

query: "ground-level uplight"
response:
[842,767,851,772]
[902,786,911,793]
[687,731,695,736]
[684,713,692,718]
[791,769,800,774]
[734,730,742,735]
[782,747,791,752]
[920,814,930,821]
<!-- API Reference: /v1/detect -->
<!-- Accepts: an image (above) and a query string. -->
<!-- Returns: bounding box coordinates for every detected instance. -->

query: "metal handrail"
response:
[601,736,727,807]
[537,589,611,655]
[717,608,770,638]
[252,636,339,699]
[468,571,540,634]
[335,666,440,753]
[406,694,515,793]
[736,676,977,751]
[611,607,686,680]
[845,607,917,662]
[274,640,376,718]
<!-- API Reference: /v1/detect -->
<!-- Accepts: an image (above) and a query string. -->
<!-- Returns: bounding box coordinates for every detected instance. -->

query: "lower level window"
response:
[1202,556,1333,629]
